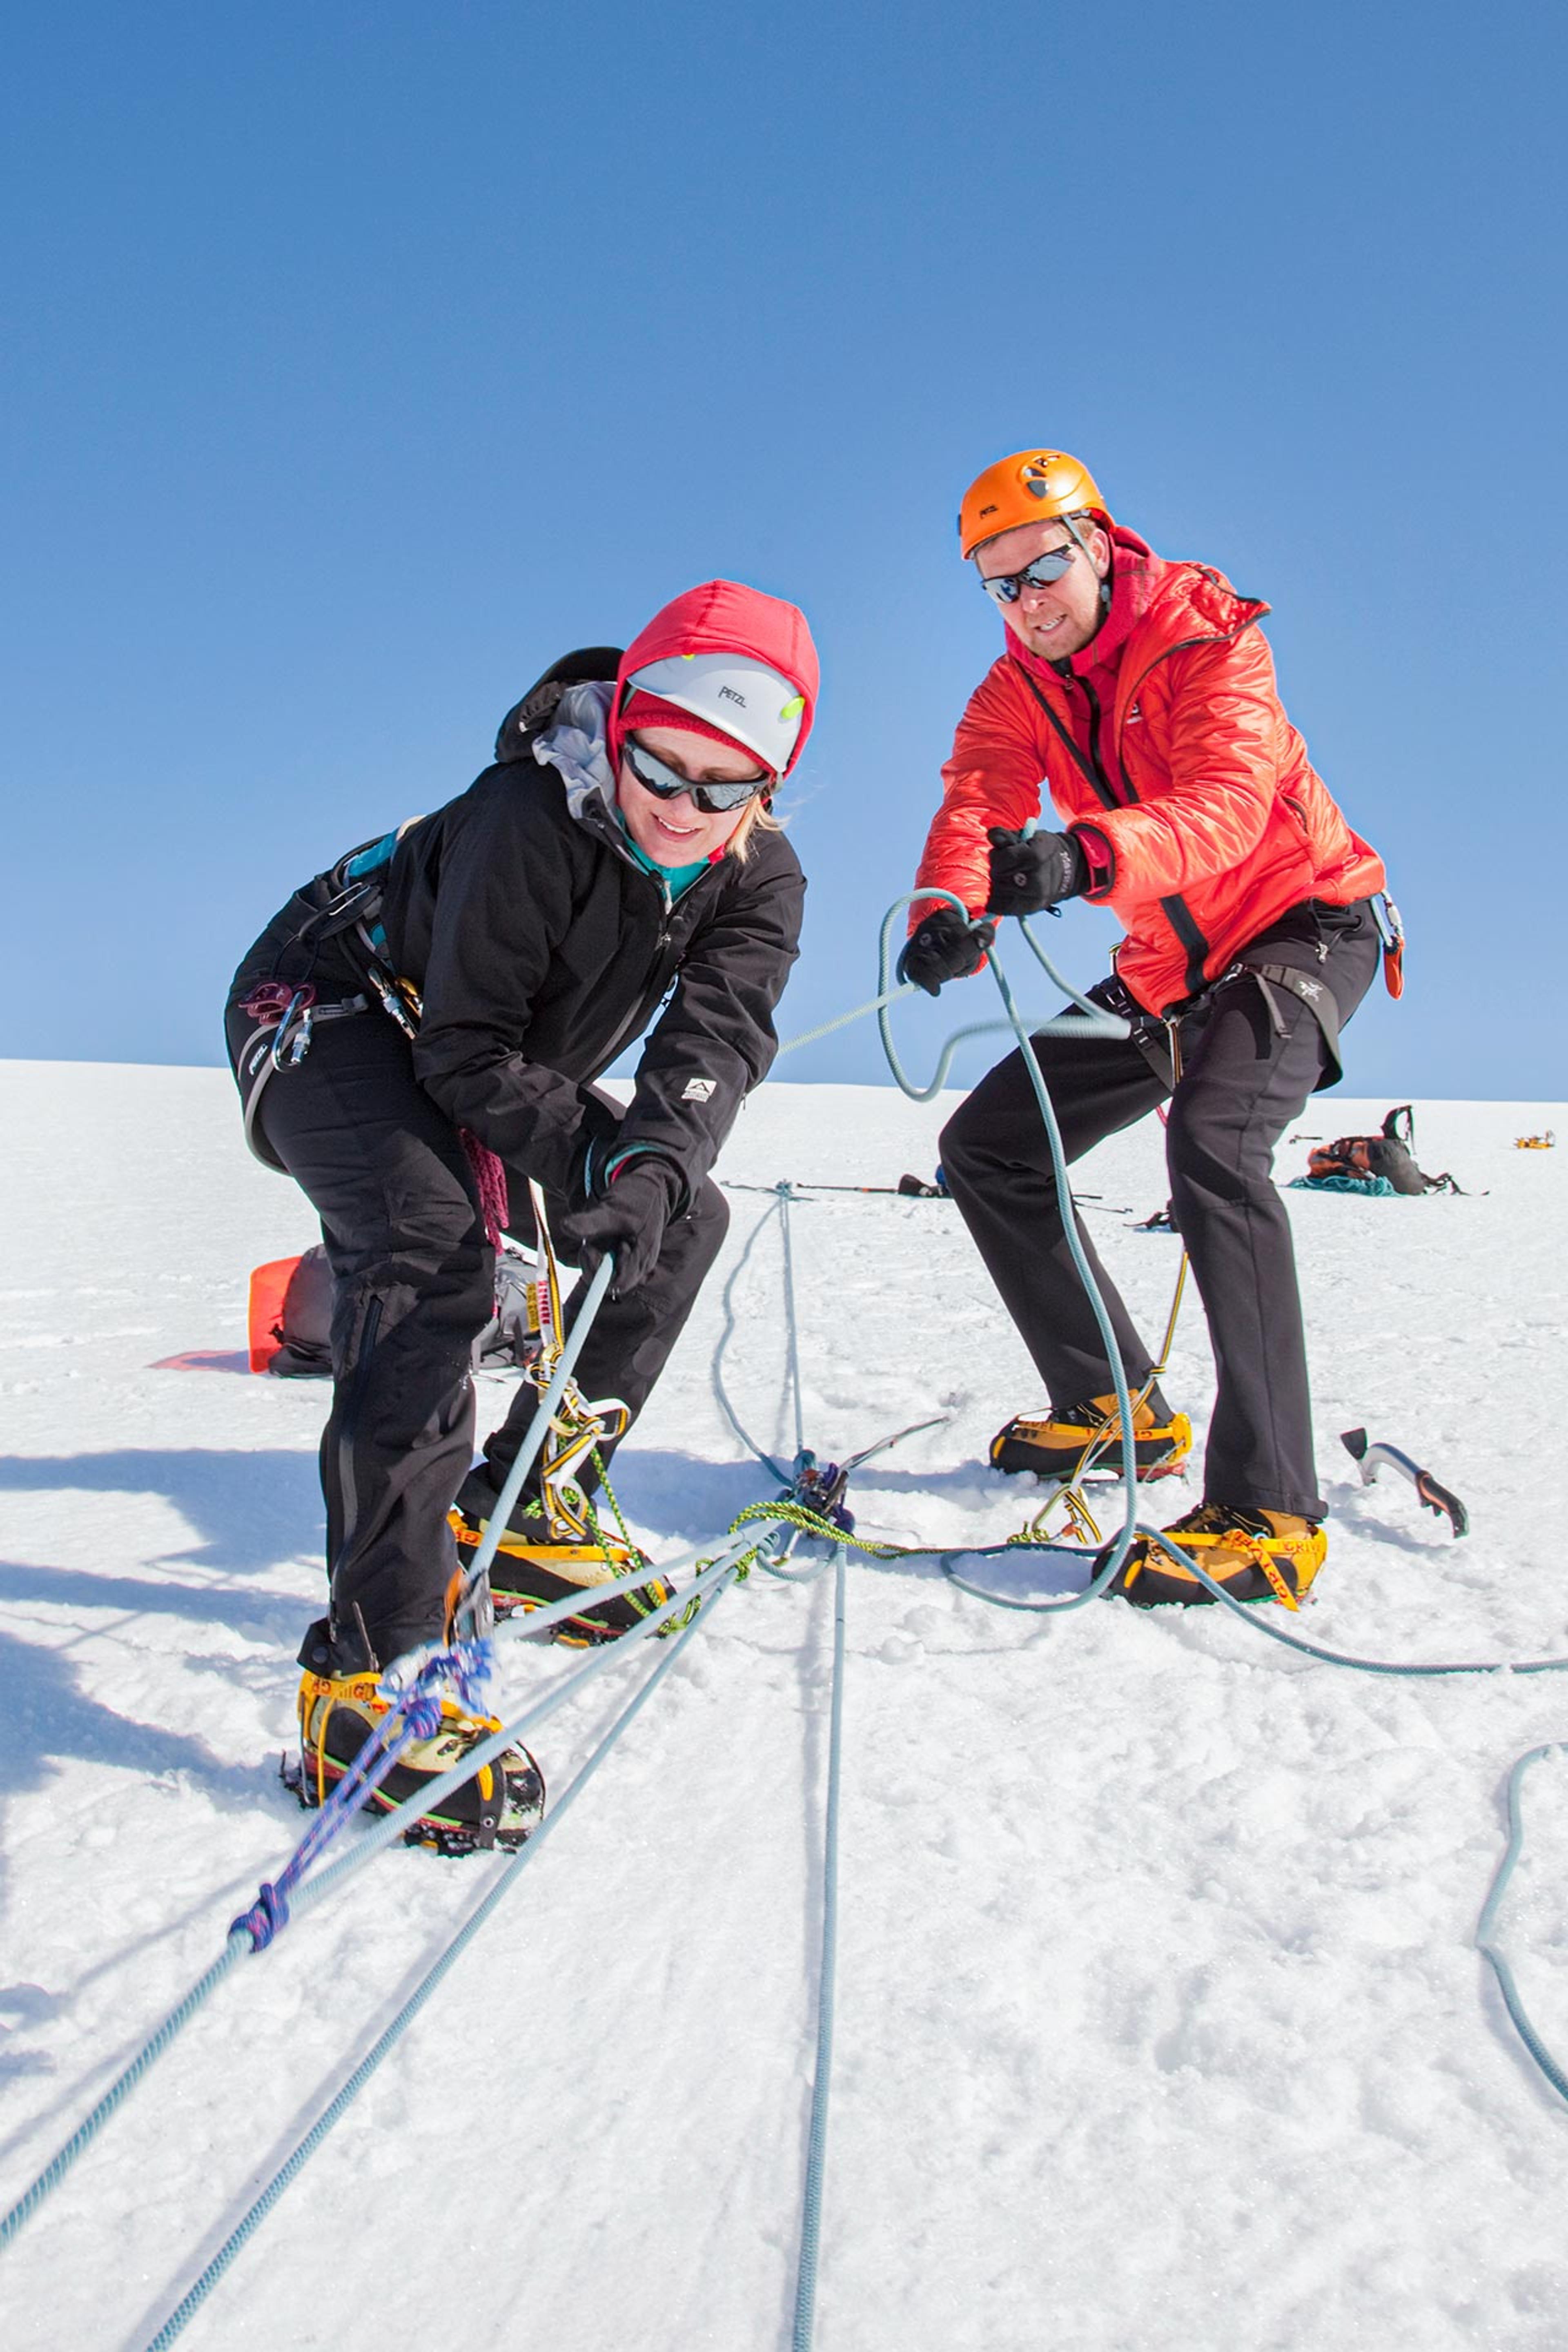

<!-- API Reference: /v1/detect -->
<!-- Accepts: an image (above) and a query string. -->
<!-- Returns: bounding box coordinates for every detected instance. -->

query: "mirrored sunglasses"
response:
[977,545,1077,604]
[621,737,771,814]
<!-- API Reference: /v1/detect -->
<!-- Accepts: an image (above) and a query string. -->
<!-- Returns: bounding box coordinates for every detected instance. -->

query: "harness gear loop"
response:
[1231,957,1343,1075]
[236,987,372,1170]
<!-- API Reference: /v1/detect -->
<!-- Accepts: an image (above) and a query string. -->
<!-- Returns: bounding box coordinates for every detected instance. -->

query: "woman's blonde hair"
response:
[726,794,783,864]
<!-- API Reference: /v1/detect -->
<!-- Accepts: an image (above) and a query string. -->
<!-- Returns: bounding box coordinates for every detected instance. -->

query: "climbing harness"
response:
[1228,955,1343,1077]
[235,979,371,1167]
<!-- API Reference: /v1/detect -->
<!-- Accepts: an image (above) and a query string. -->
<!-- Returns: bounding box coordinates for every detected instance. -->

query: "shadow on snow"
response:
[0,1447,321,1575]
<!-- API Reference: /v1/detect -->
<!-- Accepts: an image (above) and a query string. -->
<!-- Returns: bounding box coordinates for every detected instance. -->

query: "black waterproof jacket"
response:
[234,652,806,1203]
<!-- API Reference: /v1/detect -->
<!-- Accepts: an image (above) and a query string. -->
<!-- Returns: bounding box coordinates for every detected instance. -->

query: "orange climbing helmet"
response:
[957,448,1111,560]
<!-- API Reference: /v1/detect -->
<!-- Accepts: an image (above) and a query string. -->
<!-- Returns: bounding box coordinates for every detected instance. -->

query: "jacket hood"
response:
[1006,539,1270,693]
[609,579,820,780]
[1006,524,1163,688]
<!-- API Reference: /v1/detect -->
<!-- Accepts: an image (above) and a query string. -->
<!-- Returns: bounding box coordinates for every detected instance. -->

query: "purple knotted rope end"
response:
[230,1880,291,1953]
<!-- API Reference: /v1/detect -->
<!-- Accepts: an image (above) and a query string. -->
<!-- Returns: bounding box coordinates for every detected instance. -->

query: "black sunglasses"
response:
[621,736,771,814]
[977,544,1077,604]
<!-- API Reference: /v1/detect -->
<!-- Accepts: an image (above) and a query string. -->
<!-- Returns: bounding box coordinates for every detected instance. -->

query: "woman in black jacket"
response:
[226,580,818,1848]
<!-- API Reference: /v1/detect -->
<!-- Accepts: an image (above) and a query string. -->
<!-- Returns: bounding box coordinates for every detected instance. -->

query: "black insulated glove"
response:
[557,1155,682,1296]
[985,827,1090,917]
[896,906,997,998]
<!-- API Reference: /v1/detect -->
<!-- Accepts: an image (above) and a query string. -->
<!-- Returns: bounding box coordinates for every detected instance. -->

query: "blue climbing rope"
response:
[0,1941,247,2254]
[880,907,1568,1673]
[879,892,1147,1603]
[1475,1745,1568,2109]
[12,920,1566,2345]
[710,1180,851,1584]
[875,891,1128,1102]
[712,1187,793,1481]
[459,1253,616,1595]
[791,1544,847,2352]
[778,1183,808,1462]
[874,897,1568,2129]
[775,981,920,1058]
[0,1534,751,2258]
[230,1640,495,1952]
[137,1580,737,2350]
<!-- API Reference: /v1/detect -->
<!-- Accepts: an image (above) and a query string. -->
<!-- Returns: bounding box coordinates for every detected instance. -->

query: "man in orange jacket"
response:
[900,448,1394,1606]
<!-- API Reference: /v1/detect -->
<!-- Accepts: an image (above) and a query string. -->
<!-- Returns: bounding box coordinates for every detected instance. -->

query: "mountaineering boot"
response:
[1098,1503,1327,1609]
[451,1469,675,1646]
[456,1461,544,1533]
[990,1390,1192,1483]
[294,1617,544,1855]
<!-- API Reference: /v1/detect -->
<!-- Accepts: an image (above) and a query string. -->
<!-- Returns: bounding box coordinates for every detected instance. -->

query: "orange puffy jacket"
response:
[913,555,1386,1014]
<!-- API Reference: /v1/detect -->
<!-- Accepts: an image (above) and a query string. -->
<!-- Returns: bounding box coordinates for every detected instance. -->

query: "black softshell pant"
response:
[939,899,1381,1521]
[224,1001,726,1667]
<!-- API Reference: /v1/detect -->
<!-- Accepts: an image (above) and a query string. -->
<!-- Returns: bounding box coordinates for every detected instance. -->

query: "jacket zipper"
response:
[1076,677,1124,808]
[1016,669,1118,811]
[1108,614,1265,998]
[587,860,718,1075]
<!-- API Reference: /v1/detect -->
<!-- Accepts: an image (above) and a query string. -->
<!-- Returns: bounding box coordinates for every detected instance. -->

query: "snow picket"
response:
[2,1060,1568,2350]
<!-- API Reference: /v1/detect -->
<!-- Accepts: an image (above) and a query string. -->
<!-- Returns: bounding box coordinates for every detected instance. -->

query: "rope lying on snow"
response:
[792,1546,846,2352]
[0,1534,750,2261]
[0,1227,842,2278]
[871,900,1568,2121]
[1475,1746,1568,2111]
[8,920,1567,2352]
[137,1581,739,2351]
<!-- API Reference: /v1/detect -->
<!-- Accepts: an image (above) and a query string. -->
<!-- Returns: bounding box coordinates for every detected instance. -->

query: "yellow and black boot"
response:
[1100,1503,1326,1610]
[991,1391,1192,1483]
[294,1617,544,1853]
[451,1471,673,1646]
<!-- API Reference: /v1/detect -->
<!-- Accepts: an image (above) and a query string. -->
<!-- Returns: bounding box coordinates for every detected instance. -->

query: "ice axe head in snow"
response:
[1340,1429,1468,1539]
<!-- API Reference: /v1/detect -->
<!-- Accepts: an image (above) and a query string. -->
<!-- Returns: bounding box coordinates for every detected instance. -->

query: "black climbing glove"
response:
[557,1154,682,1296]
[896,905,997,998]
[985,826,1090,917]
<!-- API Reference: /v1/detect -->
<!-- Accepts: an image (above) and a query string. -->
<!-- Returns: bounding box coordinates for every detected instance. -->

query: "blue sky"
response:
[6,2,1564,1102]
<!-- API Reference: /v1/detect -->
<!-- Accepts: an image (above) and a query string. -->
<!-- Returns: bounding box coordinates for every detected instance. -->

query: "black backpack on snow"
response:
[1307,1106,1463,1196]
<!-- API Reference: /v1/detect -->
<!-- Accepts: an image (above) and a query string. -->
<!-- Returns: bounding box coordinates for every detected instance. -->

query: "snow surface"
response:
[2,1059,1567,2352]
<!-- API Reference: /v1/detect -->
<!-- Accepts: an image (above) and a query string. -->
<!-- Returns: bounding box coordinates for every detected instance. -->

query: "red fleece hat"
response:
[608,580,820,783]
